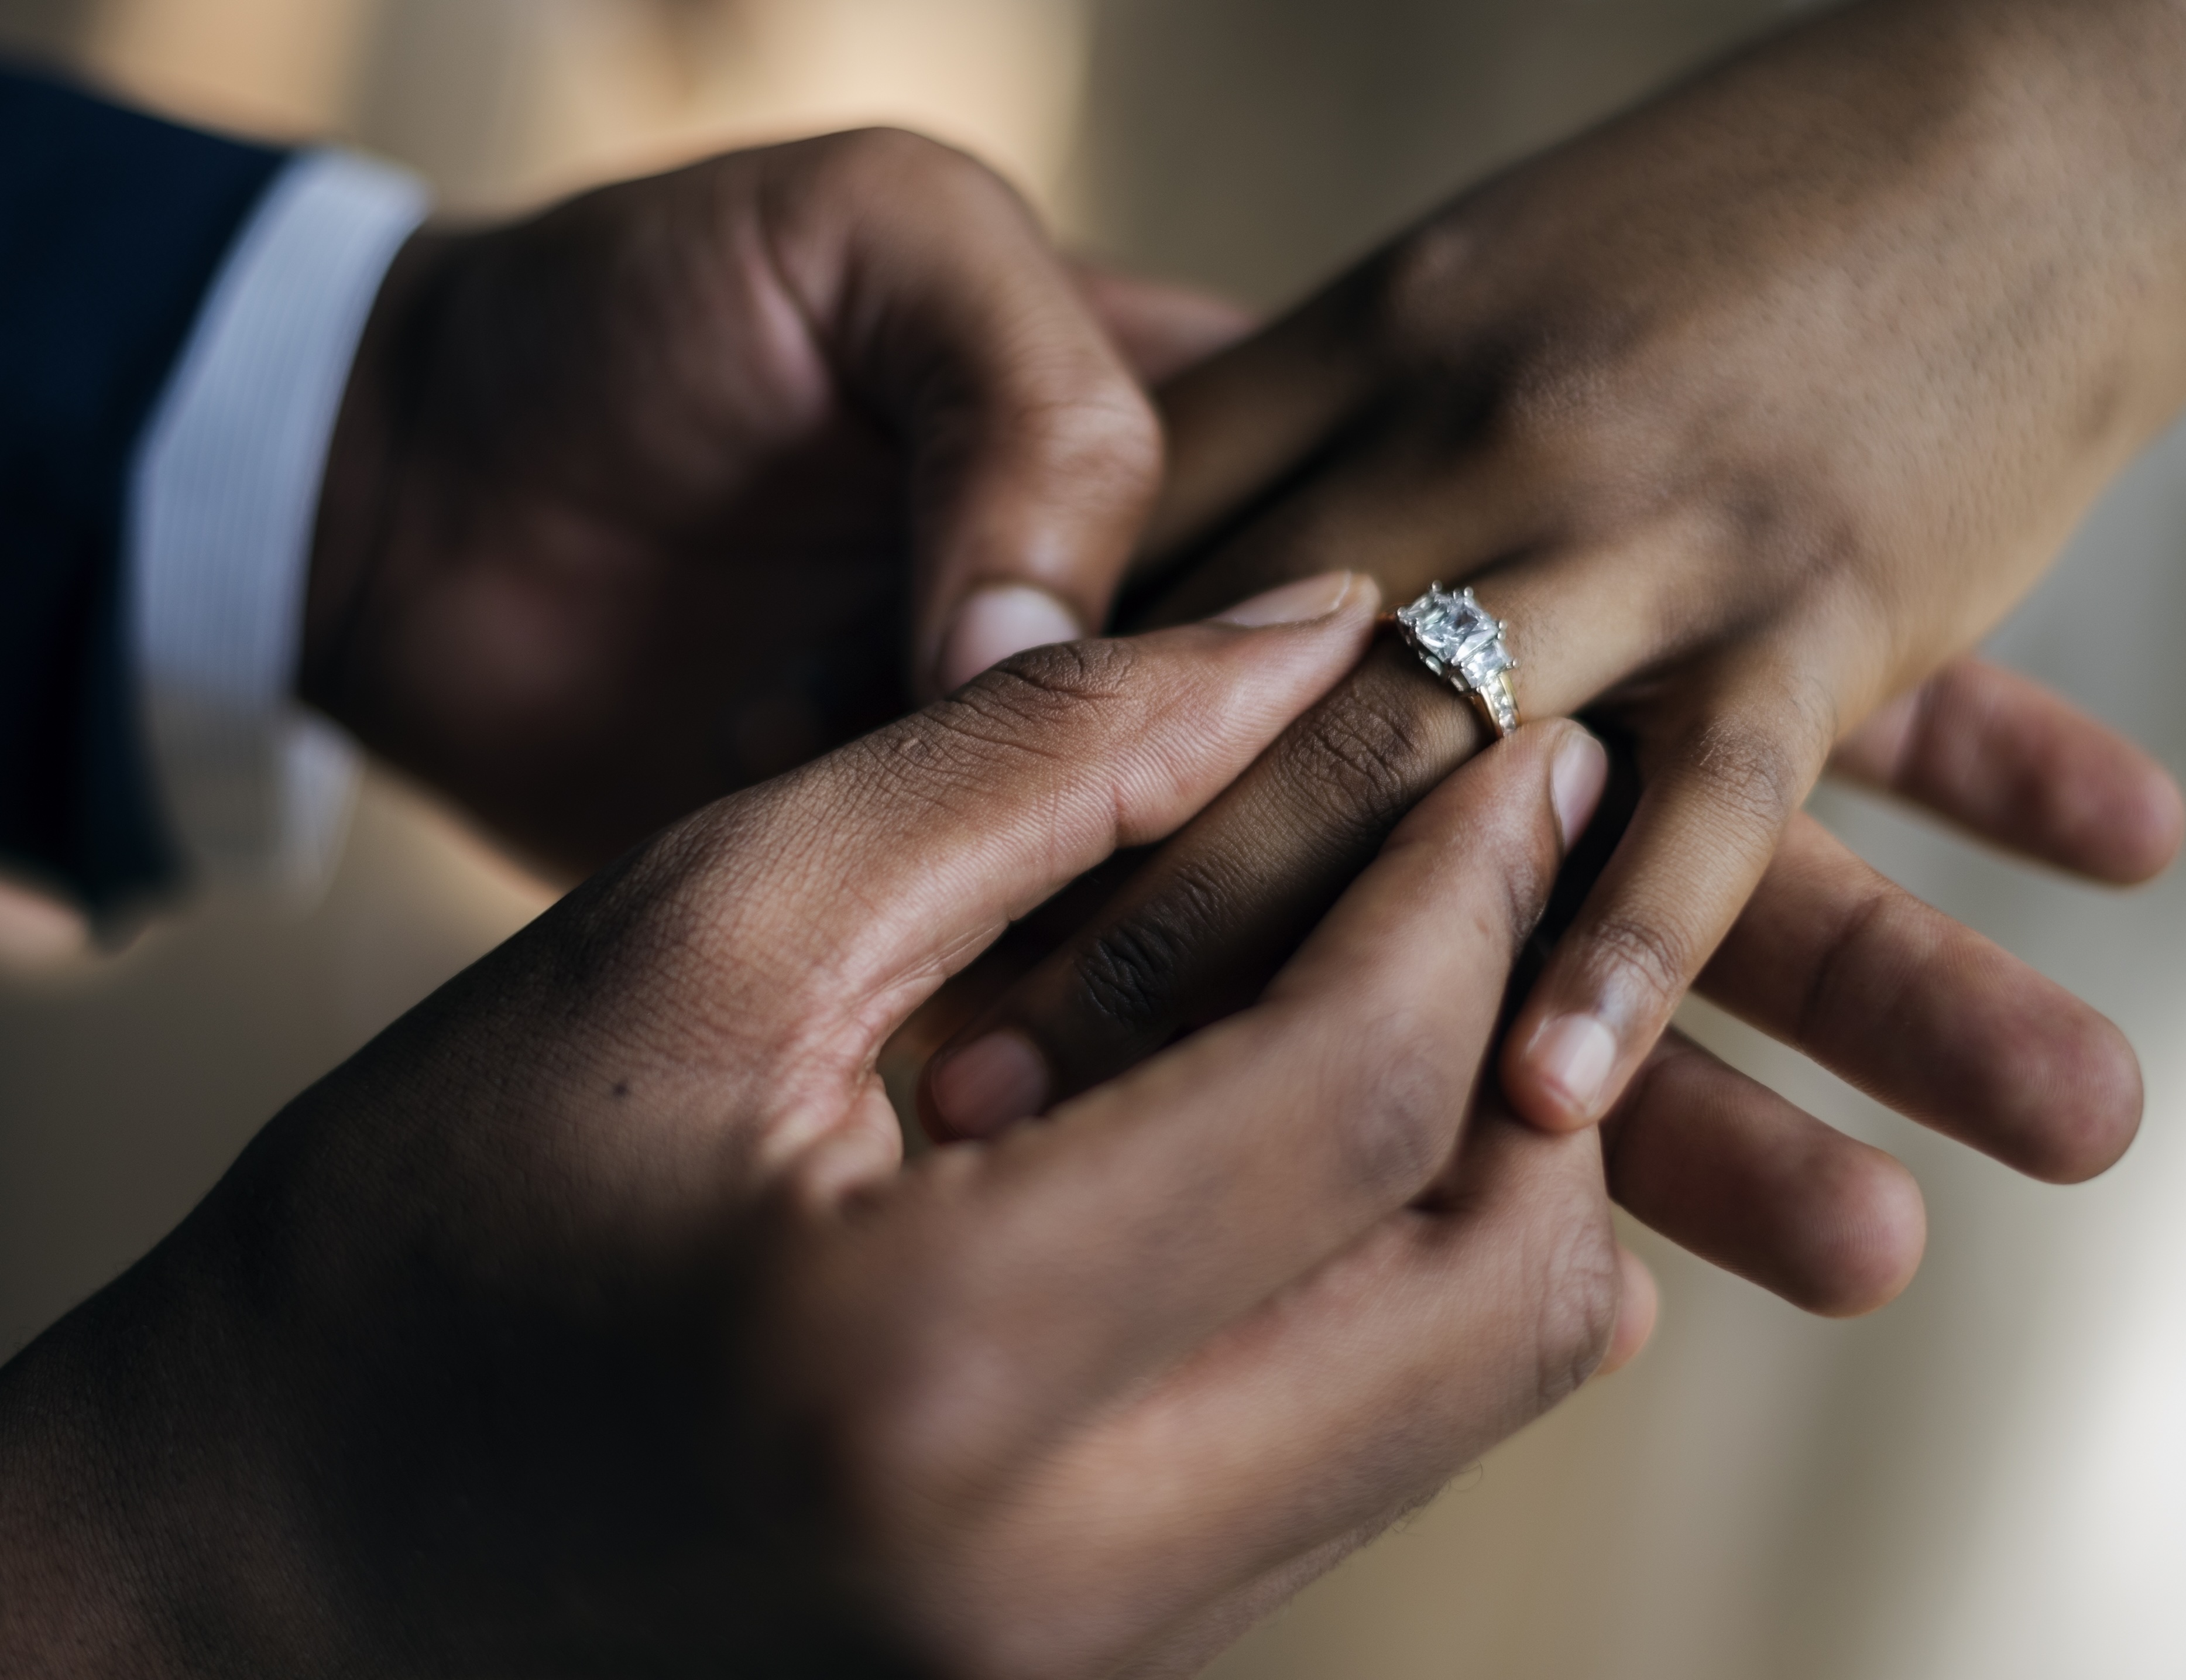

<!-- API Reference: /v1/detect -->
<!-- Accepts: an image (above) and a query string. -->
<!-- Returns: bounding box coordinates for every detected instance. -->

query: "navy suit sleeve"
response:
[0,64,286,914]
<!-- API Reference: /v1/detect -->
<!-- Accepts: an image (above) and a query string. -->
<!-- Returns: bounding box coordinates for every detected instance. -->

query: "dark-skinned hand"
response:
[304,128,1244,880]
[917,0,2186,1317]
[0,585,1653,1679]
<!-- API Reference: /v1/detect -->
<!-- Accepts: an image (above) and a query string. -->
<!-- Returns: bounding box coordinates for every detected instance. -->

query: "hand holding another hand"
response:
[1141,0,2186,1129]
[1,583,1645,1679]
[918,0,2186,1315]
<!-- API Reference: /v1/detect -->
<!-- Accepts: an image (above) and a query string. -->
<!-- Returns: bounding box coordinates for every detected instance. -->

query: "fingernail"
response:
[1528,1013,1618,1126]
[1550,729,1610,848]
[938,586,1085,692]
[1212,570,1365,627]
[927,1031,1051,1140]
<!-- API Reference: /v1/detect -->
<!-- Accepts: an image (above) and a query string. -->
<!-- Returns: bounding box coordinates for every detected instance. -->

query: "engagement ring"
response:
[1391,583,1519,738]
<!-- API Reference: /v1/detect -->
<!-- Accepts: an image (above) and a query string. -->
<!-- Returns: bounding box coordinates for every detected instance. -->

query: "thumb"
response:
[759,130,1163,697]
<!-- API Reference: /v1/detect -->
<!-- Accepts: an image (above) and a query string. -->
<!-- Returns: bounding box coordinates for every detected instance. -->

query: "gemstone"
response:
[1396,585,1512,689]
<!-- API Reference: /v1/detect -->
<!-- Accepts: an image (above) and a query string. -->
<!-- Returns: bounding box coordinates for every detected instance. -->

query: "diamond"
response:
[1392,583,1519,736]
[1395,584,1511,685]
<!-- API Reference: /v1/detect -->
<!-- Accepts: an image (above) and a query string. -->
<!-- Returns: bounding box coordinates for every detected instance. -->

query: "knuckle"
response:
[807,128,1030,242]
[1337,1010,1464,1201]
[946,637,1144,742]
[1369,228,1468,355]
[1793,874,1898,1051]
[836,640,1145,841]
[830,124,976,188]
[1368,249,1590,455]
[1074,915,1192,1043]
[851,714,1007,815]
[1370,222,1501,368]
[1371,238,1630,445]
[1680,713,1805,834]
[1585,910,1697,1014]
[1070,858,1231,1045]
[1280,682,1447,833]
[1526,1189,1621,1408]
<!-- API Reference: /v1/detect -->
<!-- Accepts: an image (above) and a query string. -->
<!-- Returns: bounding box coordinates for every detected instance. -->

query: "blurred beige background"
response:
[4,3,2184,1675]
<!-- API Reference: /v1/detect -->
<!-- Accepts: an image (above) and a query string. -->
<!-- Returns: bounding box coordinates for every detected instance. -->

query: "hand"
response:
[1116,0,2186,1137]
[0,580,1643,1679]
[913,644,2173,1315]
[912,0,2186,1314]
[303,130,1240,879]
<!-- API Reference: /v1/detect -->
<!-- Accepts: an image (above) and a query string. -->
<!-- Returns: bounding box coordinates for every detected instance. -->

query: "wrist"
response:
[299,227,459,740]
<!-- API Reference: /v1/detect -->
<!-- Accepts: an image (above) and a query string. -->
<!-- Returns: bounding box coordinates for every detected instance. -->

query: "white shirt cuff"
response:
[126,149,430,901]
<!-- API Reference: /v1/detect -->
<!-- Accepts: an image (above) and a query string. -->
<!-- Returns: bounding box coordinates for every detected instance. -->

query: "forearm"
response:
[0,1296,194,1675]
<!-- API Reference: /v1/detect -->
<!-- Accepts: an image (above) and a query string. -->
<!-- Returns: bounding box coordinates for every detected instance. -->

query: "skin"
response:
[304,127,1193,879]
[303,96,2173,1327]
[8,16,2177,1661]
[0,594,1651,1679]
[919,0,2186,1311]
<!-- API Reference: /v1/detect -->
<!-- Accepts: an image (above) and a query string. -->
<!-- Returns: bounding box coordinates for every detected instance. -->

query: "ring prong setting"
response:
[1392,582,1521,738]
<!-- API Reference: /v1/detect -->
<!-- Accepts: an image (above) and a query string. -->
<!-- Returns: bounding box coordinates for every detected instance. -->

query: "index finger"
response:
[759,130,1165,697]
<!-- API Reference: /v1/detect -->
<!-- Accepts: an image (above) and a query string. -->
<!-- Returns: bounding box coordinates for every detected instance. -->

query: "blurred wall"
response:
[0,0,1092,211]
[1075,0,1800,304]
[4,4,2184,1678]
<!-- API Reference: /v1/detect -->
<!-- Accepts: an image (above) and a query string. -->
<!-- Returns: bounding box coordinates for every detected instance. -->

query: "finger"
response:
[706,575,1378,1079]
[920,635,1480,1140]
[1068,259,1260,386]
[938,824,1966,1317]
[963,1115,1621,1669]
[1602,1028,1927,1316]
[1082,1237,1657,1679]
[1831,656,2185,883]
[1697,810,2142,1183]
[760,130,1164,695]
[890,725,1606,1441]
[1125,427,1721,715]
[1128,400,1541,626]
[922,543,1688,1141]
[1502,666,1833,1133]
[1135,265,1389,569]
